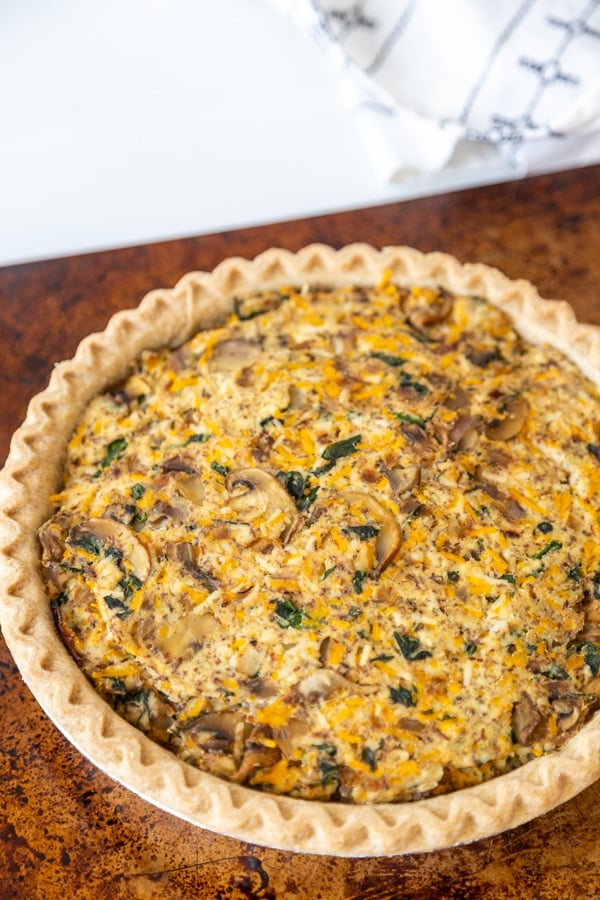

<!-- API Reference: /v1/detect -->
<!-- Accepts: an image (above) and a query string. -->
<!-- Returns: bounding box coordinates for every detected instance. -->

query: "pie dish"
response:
[1,243,600,856]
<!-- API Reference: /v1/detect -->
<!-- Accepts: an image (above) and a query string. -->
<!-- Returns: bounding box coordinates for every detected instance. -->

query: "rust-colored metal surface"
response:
[1,165,600,899]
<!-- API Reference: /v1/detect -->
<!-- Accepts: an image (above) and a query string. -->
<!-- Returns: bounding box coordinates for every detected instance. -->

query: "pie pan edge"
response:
[1,242,600,857]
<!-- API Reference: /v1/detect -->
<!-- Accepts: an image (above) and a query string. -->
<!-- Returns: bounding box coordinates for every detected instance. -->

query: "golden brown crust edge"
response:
[1,243,600,857]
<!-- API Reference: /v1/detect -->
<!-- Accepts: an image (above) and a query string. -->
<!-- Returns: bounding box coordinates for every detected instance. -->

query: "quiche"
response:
[1,244,600,855]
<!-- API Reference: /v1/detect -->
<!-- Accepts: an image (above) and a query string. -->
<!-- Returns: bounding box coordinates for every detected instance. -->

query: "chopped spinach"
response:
[370,351,407,367]
[500,573,516,584]
[119,573,143,599]
[210,461,229,476]
[131,483,146,500]
[533,540,562,560]
[184,433,211,445]
[98,437,127,470]
[104,594,133,619]
[70,533,101,556]
[352,570,368,594]
[584,643,600,676]
[274,598,306,629]
[393,411,426,427]
[321,565,337,581]
[393,632,432,661]
[588,443,600,461]
[297,485,319,511]
[541,663,569,680]
[278,470,321,511]
[361,746,377,772]
[447,571,460,583]
[389,683,417,707]
[343,524,380,541]
[465,642,478,656]
[276,470,307,499]
[399,371,430,395]
[259,415,284,428]
[321,434,362,462]
[535,521,554,534]
[318,758,341,786]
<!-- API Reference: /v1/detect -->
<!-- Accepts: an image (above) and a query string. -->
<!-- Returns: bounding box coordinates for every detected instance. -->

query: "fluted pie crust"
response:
[1,244,600,857]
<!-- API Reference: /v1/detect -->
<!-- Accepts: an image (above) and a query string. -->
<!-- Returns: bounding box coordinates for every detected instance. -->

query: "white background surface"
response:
[0,0,589,268]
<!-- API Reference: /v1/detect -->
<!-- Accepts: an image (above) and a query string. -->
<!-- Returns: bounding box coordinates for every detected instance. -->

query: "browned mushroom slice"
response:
[70,518,151,581]
[162,456,198,475]
[208,338,262,372]
[342,491,401,574]
[443,385,470,411]
[158,608,219,657]
[184,710,245,754]
[233,725,282,784]
[486,396,529,441]
[379,464,420,497]
[403,288,453,330]
[165,542,219,591]
[473,468,527,522]
[190,710,243,741]
[511,691,545,744]
[225,468,299,543]
[297,668,351,700]
[176,473,205,505]
[448,414,483,452]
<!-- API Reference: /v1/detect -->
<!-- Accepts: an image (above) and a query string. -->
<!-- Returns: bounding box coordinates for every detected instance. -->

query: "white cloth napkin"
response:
[270,0,600,180]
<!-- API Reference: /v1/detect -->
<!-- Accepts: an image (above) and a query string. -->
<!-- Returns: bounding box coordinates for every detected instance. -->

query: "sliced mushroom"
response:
[165,542,220,592]
[319,636,332,666]
[225,468,299,543]
[176,473,205,505]
[448,414,483,452]
[287,384,306,409]
[162,456,198,475]
[208,338,262,372]
[190,710,243,741]
[272,717,309,756]
[342,491,401,574]
[400,423,428,446]
[576,625,600,643]
[380,464,420,497]
[233,725,282,784]
[486,396,529,441]
[403,288,453,330]
[39,517,68,561]
[466,346,501,368]
[473,467,527,522]
[297,668,354,700]
[236,644,263,677]
[70,518,150,581]
[243,676,278,697]
[398,717,425,733]
[159,609,219,657]
[512,691,545,745]
[443,385,470,411]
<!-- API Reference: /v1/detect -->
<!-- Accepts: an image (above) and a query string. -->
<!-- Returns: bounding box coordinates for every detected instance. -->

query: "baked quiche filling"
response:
[39,277,600,803]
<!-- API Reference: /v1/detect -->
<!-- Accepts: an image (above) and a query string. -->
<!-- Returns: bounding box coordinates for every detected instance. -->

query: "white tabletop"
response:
[0,0,594,268]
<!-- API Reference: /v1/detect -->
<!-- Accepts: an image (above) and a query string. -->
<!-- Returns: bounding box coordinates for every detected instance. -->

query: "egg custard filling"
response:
[39,277,600,804]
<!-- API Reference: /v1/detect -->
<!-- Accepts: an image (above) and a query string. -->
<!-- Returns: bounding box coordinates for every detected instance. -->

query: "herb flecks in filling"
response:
[40,280,600,804]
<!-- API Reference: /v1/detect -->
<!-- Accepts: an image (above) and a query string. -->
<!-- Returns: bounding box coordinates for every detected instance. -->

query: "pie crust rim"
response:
[1,243,600,857]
